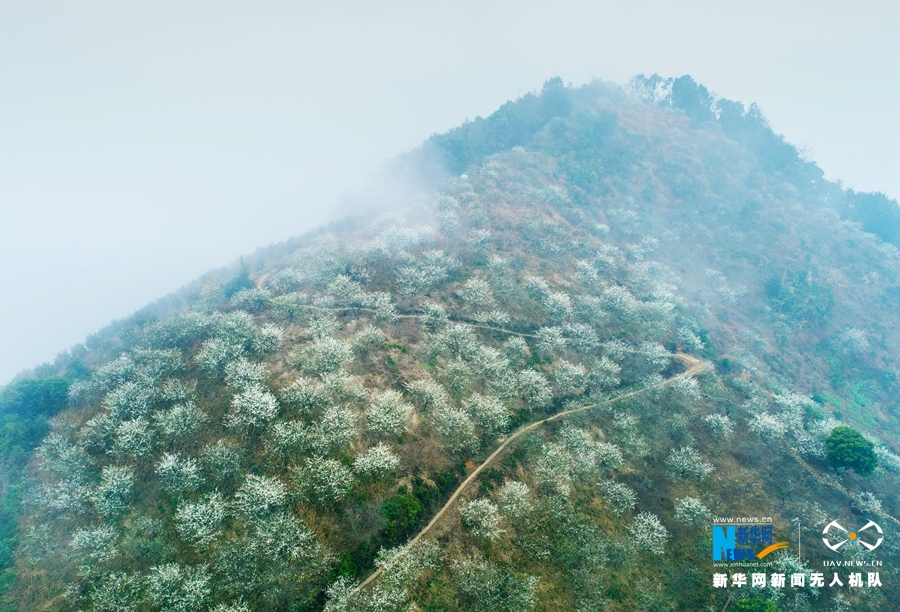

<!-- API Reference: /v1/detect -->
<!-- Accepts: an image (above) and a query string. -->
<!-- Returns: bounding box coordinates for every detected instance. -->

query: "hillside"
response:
[2,76,899,612]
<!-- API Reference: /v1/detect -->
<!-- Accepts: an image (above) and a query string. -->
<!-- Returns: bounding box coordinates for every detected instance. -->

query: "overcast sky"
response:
[1,0,897,384]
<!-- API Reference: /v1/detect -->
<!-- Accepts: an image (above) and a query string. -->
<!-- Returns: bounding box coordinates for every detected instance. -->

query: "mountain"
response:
[2,75,898,612]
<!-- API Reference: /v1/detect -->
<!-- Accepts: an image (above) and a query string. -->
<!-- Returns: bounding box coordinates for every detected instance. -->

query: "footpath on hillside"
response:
[351,351,706,595]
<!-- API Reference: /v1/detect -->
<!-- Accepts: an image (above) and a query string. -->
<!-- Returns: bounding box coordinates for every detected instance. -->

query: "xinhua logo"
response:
[822,520,883,552]
[712,525,789,561]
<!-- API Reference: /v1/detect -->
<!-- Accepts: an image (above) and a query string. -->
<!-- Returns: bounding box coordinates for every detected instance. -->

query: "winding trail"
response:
[350,351,707,595]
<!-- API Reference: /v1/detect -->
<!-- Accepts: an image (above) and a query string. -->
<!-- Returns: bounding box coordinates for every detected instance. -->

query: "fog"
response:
[1,0,897,384]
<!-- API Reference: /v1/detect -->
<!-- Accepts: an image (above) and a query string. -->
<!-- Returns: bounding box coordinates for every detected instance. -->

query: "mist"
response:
[1,0,897,384]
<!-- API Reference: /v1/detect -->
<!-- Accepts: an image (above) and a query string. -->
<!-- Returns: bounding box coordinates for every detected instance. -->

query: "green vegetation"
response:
[732,598,780,612]
[825,426,878,476]
[2,75,899,612]
[0,374,73,609]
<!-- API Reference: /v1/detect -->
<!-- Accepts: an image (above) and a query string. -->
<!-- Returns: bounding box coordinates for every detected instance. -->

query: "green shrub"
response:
[825,426,878,476]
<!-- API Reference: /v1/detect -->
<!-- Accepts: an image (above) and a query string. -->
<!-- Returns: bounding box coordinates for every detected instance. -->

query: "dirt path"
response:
[350,351,708,595]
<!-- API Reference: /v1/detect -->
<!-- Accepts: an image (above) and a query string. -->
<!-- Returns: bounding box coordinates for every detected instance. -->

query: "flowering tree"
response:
[667,447,714,480]
[703,414,734,438]
[70,524,118,571]
[157,401,206,442]
[465,394,509,440]
[175,492,226,549]
[550,361,588,397]
[232,474,288,519]
[156,453,203,496]
[451,555,538,612]
[227,385,280,430]
[599,480,637,515]
[89,571,142,611]
[366,390,413,437]
[230,287,272,312]
[224,358,269,390]
[294,336,355,376]
[352,443,400,477]
[496,480,531,519]
[628,512,669,554]
[516,369,553,409]
[280,376,330,413]
[113,418,155,460]
[309,406,358,455]
[419,302,449,333]
[200,440,242,483]
[93,465,134,519]
[295,457,355,503]
[460,499,504,540]
[145,563,212,612]
[674,496,711,525]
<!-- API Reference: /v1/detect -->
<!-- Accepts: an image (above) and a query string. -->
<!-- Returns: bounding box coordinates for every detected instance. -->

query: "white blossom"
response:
[628,512,669,554]
[749,411,788,440]
[280,376,330,412]
[876,446,900,474]
[230,287,271,312]
[667,447,714,480]
[677,327,705,354]
[266,420,308,457]
[419,302,449,333]
[674,496,711,525]
[465,394,509,440]
[145,563,212,612]
[852,492,883,515]
[543,291,573,321]
[599,480,637,515]
[196,338,244,376]
[156,401,207,442]
[310,406,358,454]
[459,499,504,540]
[294,336,355,376]
[550,361,588,397]
[451,555,538,612]
[93,465,134,519]
[429,402,478,453]
[224,358,269,390]
[176,492,226,548]
[70,525,118,567]
[366,390,413,436]
[232,475,288,519]
[406,379,451,410]
[703,414,734,438]
[36,433,91,482]
[459,278,496,311]
[266,267,304,293]
[200,440,242,482]
[353,443,400,477]
[496,481,532,519]
[113,417,155,460]
[536,326,566,353]
[90,572,141,612]
[516,369,553,409]
[503,337,530,368]
[156,453,203,496]
[228,385,280,430]
[295,457,355,503]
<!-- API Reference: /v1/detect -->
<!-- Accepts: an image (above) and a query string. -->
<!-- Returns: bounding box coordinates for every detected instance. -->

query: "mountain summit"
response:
[3,76,898,611]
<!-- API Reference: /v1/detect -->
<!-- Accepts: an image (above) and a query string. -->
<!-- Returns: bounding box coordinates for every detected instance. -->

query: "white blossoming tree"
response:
[459,499,504,540]
[366,390,413,437]
[352,443,400,477]
[628,512,669,554]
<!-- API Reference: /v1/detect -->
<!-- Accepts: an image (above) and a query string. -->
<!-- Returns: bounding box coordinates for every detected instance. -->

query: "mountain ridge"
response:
[2,75,899,612]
